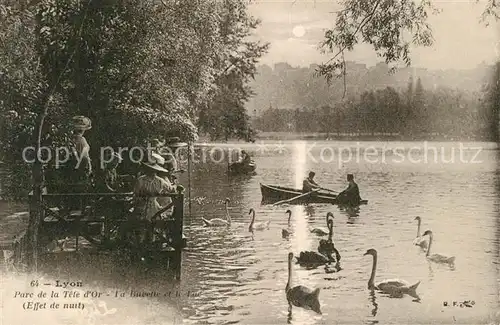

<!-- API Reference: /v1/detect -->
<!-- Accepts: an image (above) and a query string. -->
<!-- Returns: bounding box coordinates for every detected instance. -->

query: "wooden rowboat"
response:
[229,161,257,175]
[260,183,368,205]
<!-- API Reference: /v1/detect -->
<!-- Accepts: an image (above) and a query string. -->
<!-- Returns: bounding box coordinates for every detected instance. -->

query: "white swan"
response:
[286,252,321,314]
[412,216,428,250]
[422,230,455,265]
[364,248,420,299]
[248,208,270,231]
[310,212,334,236]
[201,198,231,227]
[282,209,292,238]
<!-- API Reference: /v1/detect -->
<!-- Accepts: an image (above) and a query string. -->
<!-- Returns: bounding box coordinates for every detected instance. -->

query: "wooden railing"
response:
[34,192,185,253]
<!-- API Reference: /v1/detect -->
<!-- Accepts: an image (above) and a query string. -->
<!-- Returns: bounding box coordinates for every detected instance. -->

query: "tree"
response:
[401,76,414,135]
[376,86,401,133]
[318,105,333,137]
[358,90,377,134]
[255,106,295,132]
[479,62,500,140]
[199,74,254,141]
[318,0,436,85]
[413,77,426,134]
[197,0,269,141]
[317,0,499,95]
[250,80,488,140]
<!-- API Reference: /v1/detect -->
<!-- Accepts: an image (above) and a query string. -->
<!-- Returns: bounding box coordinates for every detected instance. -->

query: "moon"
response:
[292,25,306,38]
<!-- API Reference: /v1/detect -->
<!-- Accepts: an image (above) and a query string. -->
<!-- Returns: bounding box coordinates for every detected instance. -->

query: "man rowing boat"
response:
[302,171,321,193]
[336,174,361,206]
[238,150,252,165]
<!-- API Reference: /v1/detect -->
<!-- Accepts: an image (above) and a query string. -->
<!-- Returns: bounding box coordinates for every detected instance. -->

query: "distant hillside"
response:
[245,61,493,115]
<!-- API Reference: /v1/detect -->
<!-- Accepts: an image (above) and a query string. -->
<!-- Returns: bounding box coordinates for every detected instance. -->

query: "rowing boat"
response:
[260,183,368,205]
[229,161,256,175]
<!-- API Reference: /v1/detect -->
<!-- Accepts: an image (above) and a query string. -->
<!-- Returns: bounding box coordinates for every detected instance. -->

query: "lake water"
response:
[1,140,499,324]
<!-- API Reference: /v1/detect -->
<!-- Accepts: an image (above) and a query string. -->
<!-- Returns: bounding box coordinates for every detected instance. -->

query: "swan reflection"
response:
[304,205,315,219]
[369,289,378,317]
[341,206,360,223]
[287,308,322,325]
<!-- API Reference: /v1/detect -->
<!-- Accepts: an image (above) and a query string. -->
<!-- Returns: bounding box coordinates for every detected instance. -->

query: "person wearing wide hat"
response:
[130,153,179,245]
[62,115,91,192]
[54,115,92,210]
[133,153,176,219]
[164,137,187,148]
[72,115,92,130]
[70,115,92,177]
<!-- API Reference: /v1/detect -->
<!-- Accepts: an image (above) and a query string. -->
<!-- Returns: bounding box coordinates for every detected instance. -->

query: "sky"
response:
[248,0,500,70]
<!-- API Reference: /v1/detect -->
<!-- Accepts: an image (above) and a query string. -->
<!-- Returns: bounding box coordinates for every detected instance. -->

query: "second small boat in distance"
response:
[229,161,257,176]
[260,183,368,205]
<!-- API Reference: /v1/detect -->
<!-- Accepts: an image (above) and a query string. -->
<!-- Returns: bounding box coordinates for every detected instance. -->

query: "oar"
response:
[273,188,322,206]
[319,187,338,194]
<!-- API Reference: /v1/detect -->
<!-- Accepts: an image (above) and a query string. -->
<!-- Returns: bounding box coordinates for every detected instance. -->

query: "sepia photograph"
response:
[0,0,498,324]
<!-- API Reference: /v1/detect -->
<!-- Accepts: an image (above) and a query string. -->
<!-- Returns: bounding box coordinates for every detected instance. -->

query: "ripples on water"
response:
[1,141,499,324]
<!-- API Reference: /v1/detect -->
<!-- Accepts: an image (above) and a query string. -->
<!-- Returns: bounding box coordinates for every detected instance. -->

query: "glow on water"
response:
[291,140,311,250]
[290,140,316,312]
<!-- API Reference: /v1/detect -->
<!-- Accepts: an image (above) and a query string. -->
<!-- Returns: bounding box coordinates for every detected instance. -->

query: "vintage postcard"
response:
[0,0,498,324]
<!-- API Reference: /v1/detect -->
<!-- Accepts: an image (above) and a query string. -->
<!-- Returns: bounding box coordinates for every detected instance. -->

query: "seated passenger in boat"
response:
[336,174,361,206]
[238,150,252,165]
[302,171,321,193]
